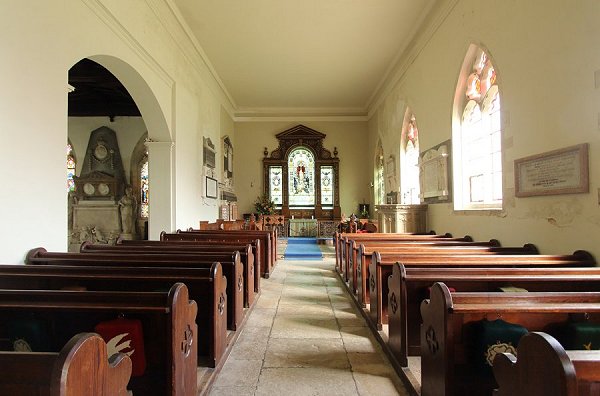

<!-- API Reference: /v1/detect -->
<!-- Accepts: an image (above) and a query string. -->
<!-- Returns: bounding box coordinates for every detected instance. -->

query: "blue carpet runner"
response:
[284,237,323,260]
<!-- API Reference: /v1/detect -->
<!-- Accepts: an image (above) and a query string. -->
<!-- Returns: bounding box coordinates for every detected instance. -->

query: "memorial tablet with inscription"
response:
[514,143,588,197]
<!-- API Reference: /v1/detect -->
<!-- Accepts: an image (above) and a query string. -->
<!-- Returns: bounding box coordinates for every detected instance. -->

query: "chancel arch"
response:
[263,125,340,220]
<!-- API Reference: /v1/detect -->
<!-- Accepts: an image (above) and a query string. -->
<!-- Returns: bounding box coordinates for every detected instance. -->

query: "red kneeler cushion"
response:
[95,317,146,376]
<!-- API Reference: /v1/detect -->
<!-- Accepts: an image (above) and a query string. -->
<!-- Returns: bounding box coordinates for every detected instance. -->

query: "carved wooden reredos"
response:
[263,125,341,220]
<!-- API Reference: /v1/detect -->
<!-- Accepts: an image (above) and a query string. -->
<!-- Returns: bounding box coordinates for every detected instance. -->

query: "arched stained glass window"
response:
[454,46,502,210]
[374,142,385,205]
[401,113,420,204]
[288,147,315,207]
[67,143,76,192]
[140,156,149,218]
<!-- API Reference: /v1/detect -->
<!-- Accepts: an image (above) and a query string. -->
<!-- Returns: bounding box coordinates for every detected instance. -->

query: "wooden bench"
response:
[341,234,476,284]
[118,238,261,293]
[363,244,539,322]
[420,282,600,396]
[164,230,275,278]
[387,263,600,367]
[181,228,277,273]
[0,262,226,367]
[494,331,600,396]
[0,332,131,396]
[335,231,458,274]
[0,283,197,396]
[353,240,530,301]
[333,231,439,270]
[27,248,244,332]
[368,250,596,331]
[180,228,277,272]
[81,241,257,307]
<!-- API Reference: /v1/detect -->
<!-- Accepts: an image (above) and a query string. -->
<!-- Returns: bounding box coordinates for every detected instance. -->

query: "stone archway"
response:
[68,55,173,240]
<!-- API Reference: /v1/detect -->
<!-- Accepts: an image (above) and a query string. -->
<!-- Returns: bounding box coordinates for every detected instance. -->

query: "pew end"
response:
[493,332,579,396]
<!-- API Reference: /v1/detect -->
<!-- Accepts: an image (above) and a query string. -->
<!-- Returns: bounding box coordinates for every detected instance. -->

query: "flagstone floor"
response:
[208,244,408,396]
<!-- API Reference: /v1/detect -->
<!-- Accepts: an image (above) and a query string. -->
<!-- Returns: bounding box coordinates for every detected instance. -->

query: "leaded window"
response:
[288,147,315,207]
[401,114,420,204]
[320,166,334,208]
[67,144,76,192]
[454,46,502,210]
[269,166,283,207]
[140,157,149,218]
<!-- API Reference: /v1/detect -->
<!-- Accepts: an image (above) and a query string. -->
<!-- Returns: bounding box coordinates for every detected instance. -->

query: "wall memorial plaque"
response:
[514,143,589,197]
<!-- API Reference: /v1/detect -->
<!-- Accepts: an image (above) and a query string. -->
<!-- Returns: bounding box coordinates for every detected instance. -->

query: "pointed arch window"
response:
[453,46,502,210]
[401,113,420,204]
[375,142,385,205]
[67,143,76,192]
[140,156,149,218]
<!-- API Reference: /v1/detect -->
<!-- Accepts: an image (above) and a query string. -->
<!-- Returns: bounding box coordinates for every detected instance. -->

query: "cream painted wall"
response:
[368,0,600,257]
[0,0,230,262]
[234,121,370,217]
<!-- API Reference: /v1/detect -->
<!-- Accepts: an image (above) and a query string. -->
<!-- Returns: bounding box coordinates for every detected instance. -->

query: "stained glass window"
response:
[454,47,502,209]
[401,114,420,204]
[67,144,76,192]
[269,166,283,207]
[288,147,315,207]
[320,166,334,208]
[140,157,149,218]
[375,142,385,205]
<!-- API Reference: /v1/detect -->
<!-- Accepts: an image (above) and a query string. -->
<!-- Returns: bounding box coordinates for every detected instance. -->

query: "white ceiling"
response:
[173,0,436,118]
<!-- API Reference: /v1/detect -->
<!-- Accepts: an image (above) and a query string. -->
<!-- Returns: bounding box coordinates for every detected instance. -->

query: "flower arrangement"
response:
[254,194,275,215]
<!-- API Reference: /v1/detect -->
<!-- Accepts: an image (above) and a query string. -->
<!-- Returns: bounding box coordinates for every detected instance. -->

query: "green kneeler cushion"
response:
[468,319,528,376]
[6,315,51,352]
[557,322,600,350]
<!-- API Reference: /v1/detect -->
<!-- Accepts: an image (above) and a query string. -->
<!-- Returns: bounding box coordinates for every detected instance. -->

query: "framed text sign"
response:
[514,143,589,197]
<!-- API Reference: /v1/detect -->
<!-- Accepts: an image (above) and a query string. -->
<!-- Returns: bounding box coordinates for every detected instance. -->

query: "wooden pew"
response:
[387,263,600,367]
[493,331,600,396]
[333,231,438,271]
[0,262,226,367]
[118,238,261,293]
[364,244,539,324]
[368,250,596,331]
[335,231,456,275]
[0,283,197,396]
[81,241,257,307]
[0,332,131,396]
[353,240,530,301]
[341,234,476,284]
[420,282,600,396]
[164,230,275,278]
[27,248,244,332]
[180,228,278,271]
[181,228,277,273]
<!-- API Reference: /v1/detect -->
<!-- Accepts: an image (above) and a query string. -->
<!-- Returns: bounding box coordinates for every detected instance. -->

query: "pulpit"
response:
[375,204,428,233]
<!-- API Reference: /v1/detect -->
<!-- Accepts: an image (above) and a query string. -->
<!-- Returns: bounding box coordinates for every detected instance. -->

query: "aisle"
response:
[208,247,407,395]
[283,237,323,260]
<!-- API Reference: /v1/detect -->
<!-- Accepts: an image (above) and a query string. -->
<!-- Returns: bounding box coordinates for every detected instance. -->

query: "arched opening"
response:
[66,56,166,247]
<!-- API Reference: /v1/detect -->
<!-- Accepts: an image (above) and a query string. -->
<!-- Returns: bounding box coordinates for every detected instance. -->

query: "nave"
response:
[208,242,407,395]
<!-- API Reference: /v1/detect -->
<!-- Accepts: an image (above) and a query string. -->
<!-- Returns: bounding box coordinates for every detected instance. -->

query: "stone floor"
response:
[208,243,408,395]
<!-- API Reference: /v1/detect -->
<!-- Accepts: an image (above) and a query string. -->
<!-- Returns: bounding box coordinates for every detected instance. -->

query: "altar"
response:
[288,218,318,237]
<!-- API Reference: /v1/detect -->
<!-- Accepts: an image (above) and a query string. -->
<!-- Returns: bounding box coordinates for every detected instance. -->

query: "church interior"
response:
[2,1,600,395]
